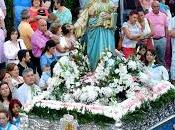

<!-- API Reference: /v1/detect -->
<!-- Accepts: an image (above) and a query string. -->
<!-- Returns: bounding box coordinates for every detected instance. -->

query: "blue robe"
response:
[87,18,115,70]
[85,2,116,70]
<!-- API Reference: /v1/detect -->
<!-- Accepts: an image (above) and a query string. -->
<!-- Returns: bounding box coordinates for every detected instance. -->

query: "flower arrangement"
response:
[49,51,149,105]
[25,45,174,124]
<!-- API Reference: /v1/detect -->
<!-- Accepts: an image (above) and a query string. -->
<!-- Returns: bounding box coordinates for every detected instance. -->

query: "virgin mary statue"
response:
[74,0,118,71]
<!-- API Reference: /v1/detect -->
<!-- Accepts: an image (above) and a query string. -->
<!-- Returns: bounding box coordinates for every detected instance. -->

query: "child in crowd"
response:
[136,44,147,62]
[39,65,52,91]
[9,99,22,129]
[0,110,18,130]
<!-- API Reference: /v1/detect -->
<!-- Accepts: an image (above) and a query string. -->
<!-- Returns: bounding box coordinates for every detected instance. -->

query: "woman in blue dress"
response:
[74,0,117,71]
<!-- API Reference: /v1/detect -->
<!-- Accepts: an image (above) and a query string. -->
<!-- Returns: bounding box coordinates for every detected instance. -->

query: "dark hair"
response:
[145,49,161,66]
[0,81,12,102]
[18,49,29,62]
[129,10,138,16]
[62,23,70,35]
[21,9,30,20]
[7,27,20,41]
[6,63,17,73]
[9,99,22,118]
[54,0,65,6]
[136,44,147,54]
[0,69,6,81]
[32,0,42,7]
[50,60,57,77]
[137,7,145,14]
[42,40,56,55]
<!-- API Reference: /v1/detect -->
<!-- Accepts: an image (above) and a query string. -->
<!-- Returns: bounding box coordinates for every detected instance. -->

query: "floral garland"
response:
[26,81,174,124]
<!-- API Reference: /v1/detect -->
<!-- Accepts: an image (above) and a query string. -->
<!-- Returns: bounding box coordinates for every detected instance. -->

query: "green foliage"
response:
[121,89,175,124]
[64,0,75,9]
[52,82,67,100]
[5,0,14,32]
[29,106,115,125]
[149,88,175,109]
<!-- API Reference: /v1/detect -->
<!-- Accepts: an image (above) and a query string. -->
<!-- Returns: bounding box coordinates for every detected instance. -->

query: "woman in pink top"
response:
[29,0,49,31]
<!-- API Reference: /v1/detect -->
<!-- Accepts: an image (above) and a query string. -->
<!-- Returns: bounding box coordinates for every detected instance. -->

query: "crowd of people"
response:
[120,0,173,82]
[0,0,173,129]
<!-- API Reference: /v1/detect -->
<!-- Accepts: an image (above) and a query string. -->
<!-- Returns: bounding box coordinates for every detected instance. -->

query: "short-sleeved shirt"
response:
[31,29,50,58]
[40,53,57,70]
[53,7,72,25]
[145,11,168,38]
[4,39,27,64]
[18,21,34,50]
[148,64,169,81]
[122,22,142,48]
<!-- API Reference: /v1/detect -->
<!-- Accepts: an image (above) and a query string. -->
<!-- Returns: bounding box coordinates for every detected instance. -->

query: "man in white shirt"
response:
[16,68,41,106]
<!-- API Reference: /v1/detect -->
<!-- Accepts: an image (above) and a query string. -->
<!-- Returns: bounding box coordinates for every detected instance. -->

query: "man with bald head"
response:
[31,19,52,76]
[145,0,168,64]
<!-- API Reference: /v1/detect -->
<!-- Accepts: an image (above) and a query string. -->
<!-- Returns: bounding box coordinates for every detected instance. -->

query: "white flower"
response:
[101,87,113,98]
[121,74,133,87]
[107,59,115,67]
[80,93,88,102]
[99,98,109,105]
[107,52,112,58]
[114,69,120,74]
[119,65,127,75]
[108,83,117,88]
[59,56,69,64]
[65,80,71,89]
[73,88,82,100]
[71,49,78,55]
[87,91,98,102]
[128,60,137,70]
[75,82,81,87]
[63,94,74,102]
[115,86,124,93]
